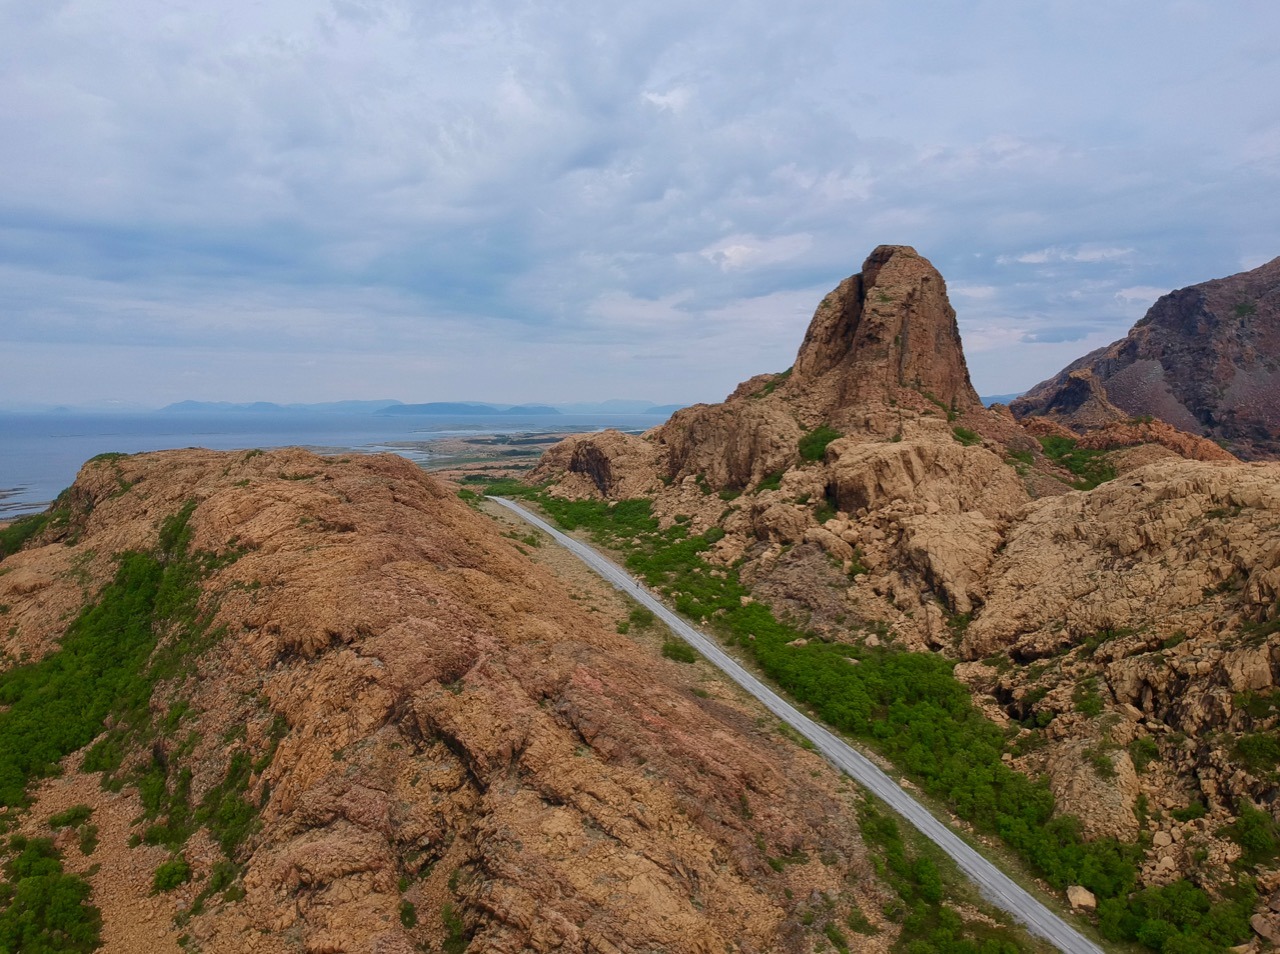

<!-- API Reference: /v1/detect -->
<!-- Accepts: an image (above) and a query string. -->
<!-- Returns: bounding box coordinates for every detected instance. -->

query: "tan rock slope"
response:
[1012,255,1280,459]
[1,449,891,953]
[532,246,1280,925]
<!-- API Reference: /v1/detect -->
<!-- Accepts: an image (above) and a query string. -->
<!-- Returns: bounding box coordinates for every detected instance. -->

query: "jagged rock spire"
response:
[789,245,981,414]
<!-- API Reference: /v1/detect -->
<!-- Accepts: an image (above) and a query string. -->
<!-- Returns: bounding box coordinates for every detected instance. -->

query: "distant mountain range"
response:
[158,399,684,416]
[162,400,404,414]
[377,402,561,416]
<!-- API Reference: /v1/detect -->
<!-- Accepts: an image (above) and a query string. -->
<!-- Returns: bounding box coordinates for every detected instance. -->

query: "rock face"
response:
[1013,256,1280,459]
[785,244,983,421]
[532,245,991,496]
[1,450,891,954]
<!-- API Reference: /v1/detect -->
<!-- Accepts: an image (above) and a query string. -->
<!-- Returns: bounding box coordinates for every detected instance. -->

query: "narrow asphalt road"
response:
[490,496,1106,954]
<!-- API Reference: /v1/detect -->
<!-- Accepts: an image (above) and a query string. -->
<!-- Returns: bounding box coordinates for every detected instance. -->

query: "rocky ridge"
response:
[1012,255,1280,459]
[530,246,1280,943]
[0,449,897,953]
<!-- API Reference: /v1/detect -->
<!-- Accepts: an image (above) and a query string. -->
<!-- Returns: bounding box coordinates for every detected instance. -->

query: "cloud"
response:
[998,246,1135,266]
[1020,326,1101,344]
[1,0,1279,405]
[699,233,814,272]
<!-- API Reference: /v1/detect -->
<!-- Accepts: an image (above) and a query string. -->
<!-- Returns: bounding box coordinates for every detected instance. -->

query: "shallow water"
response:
[0,410,664,517]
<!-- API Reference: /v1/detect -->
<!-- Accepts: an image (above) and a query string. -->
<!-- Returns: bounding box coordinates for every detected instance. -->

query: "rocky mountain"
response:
[530,246,1280,947]
[0,449,904,953]
[1012,256,1280,459]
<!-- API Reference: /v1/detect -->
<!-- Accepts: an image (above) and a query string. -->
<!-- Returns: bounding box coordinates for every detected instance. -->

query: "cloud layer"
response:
[2,0,1277,406]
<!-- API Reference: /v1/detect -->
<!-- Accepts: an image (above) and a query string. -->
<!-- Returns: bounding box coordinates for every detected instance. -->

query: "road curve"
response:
[490,496,1106,954]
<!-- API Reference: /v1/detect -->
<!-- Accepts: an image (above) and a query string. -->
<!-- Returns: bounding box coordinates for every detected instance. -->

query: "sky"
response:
[1,0,1277,409]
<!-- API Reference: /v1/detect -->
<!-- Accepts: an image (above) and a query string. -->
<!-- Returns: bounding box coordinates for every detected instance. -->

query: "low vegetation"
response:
[0,836,101,953]
[483,484,1255,953]
[0,501,239,812]
[798,425,843,462]
[1036,435,1116,491]
[0,498,264,938]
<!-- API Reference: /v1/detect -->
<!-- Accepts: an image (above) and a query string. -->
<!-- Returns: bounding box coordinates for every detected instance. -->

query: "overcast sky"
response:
[2,0,1277,409]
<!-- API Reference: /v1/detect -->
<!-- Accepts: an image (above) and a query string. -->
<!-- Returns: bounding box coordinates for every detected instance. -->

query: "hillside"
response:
[0,449,910,953]
[528,246,1280,951]
[1012,256,1280,459]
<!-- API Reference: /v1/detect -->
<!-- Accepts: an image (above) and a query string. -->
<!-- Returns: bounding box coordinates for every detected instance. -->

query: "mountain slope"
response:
[0,449,896,953]
[1013,256,1280,459]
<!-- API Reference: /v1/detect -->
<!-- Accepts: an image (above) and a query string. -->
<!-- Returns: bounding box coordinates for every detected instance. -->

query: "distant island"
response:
[378,402,561,416]
[155,399,685,416]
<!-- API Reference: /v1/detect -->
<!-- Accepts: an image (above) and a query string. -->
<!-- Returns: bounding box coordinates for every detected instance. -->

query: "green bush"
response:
[1073,681,1105,717]
[0,836,102,952]
[756,471,785,492]
[1235,732,1280,774]
[661,639,697,663]
[1038,436,1117,490]
[0,513,51,562]
[399,899,417,928]
[1224,804,1279,864]
[1129,738,1160,773]
[799,426,843,462]
[952,427,981,447]
[152,857,191,892]
[47,806,93,830]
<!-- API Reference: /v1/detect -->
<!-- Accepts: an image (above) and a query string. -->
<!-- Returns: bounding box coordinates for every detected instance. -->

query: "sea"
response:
[0,410,669,518]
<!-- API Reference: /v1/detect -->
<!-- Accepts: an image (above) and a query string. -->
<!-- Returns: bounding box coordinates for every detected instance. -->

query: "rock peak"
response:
[788,245,981,416]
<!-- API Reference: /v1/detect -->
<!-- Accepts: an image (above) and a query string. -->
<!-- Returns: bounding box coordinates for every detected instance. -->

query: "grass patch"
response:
[952,426,981,447]
[47,805,93,830]
[754,367,792,398]
[1037,435,1116,491]
[0,512,55,562]
[661,639,697,663]
[1129,738,1160,774]
[799,426,843,462]
[1234,732,1280,776]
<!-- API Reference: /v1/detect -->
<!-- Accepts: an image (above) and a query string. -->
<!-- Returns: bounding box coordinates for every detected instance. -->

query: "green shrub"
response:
[1224,804,1279,864]
[0,513,51,562]
[755,471,785,492]
[661,640,697,663]
[152,857,191,892]
[1171,801,1207,822]
[1073,680,1105,717]
[799,426,843,462]
[1129,738,1160,773]
[629,606,655,629]
[47,805,93,830]
[1038,435,1117,490]
[0,836,101,953]
[399,899,417,928]
[952,426,981,447]
[1235,732,1280,774]
[442,903,467,954]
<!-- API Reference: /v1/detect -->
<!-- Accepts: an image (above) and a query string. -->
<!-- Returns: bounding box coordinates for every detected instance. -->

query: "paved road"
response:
[491,496,1106,954]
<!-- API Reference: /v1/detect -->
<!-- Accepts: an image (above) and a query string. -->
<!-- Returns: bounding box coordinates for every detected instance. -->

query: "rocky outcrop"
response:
[533,245,993,497]
[531,428,663,499]
[784,245,983,423]
[2,449,892,954]
[1013,255,1280,459]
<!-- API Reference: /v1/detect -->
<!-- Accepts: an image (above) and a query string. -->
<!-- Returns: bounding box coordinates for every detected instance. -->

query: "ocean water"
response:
[0,411,666,518]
